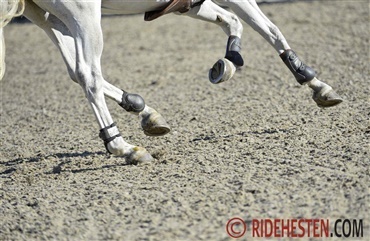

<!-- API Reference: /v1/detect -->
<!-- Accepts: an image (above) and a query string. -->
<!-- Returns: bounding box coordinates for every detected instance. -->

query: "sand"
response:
[0,1,369,240]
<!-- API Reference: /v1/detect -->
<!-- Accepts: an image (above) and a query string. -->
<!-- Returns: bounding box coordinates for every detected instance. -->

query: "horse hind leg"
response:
[217,0,343,107]
[307,78,343,108]
[280,49,343,107]
[184,0,244,83]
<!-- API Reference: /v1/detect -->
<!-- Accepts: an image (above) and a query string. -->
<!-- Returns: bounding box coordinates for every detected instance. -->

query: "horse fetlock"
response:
[105,138,126,156]
[140,107,171,136]
[225,35,244,67]
[280,49,316,84]
[100,128,153,164]
[119,90,145,112]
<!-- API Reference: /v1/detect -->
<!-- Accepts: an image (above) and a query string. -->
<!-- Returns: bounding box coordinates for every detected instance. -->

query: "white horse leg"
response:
[0,28,5,80]
[215,0,343,107]
[103,84,171,136]
[24,0,169,139]
[184,0,244,83]
[30,1,153,163]
[215,0,290,53]
[23,1,77,81]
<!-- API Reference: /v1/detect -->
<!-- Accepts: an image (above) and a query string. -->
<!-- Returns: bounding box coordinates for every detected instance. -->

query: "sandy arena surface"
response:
[0,1,369,240]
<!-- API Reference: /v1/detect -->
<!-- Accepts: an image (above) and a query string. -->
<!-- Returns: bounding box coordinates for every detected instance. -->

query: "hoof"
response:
[313,86,343,108]
[141,109,171,136]
[126,147,154,165]
[209,58,236,84]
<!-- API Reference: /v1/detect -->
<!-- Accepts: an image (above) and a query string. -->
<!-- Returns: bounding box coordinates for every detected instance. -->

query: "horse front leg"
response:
[66,12,153,163]
[184,0,244,83]
[25,0,170,140]
[215,0,343,107]
[103,83,171,136]
[31,0,153,163]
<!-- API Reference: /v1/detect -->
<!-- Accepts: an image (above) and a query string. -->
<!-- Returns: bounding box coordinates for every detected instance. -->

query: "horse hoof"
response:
[209,58,236,84]
[313,86,343,108]
[126,147,154,165]
[141,111,171,136]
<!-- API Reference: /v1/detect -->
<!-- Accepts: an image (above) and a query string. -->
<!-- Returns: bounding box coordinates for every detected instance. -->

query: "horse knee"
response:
[75,66,103,98]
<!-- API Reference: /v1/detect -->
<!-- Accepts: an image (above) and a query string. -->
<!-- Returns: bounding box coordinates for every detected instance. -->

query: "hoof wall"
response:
[209,58,236,84]
[144,125,171,137]
[141,111,171,137]
[126,147,154,165]
[313,87,343,108]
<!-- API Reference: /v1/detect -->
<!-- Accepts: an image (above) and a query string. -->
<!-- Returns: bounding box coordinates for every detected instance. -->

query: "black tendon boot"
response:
[225,36,244,67]
[280,49,316,84]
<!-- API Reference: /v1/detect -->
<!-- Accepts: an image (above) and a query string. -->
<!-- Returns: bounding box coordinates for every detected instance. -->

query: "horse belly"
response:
[101,0,170,15]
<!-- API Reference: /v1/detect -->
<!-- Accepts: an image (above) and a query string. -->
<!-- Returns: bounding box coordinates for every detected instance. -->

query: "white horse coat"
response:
[0,0,342,163]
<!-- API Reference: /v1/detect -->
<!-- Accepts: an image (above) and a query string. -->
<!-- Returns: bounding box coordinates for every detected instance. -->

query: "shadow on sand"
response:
[0,151,128,176]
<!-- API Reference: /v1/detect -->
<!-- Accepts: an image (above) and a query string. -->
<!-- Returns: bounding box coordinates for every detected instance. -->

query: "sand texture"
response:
[0,1,369,240]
